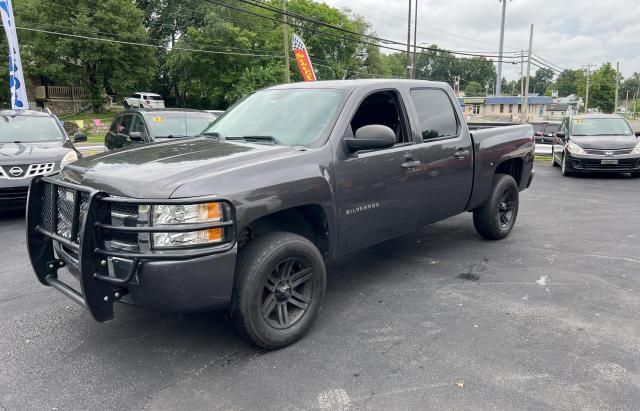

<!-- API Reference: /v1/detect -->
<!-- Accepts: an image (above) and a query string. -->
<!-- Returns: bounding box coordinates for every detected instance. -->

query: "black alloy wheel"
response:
[473,173,519,240]
[231,231,326,349]
[497,190,516,228]
[261,257,314,330]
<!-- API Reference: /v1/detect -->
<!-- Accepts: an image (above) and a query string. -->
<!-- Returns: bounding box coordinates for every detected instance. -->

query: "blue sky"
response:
[321,0,640,81]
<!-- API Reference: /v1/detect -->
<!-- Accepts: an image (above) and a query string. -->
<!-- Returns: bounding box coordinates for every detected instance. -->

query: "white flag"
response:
[0,0,29,110]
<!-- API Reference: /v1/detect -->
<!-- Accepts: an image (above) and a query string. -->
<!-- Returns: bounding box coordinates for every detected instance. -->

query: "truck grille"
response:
[40,183,89,242]
[107,203,140,249]
[40,182,140,250]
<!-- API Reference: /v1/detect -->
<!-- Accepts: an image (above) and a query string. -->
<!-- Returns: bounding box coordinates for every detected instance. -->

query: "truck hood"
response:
[59,138,302,198]
[0,141,71,165]
[571,135,638,150]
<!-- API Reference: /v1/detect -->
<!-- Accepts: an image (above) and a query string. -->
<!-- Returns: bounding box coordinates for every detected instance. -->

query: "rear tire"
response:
[230,232,326,350]
[123,101,130,109]
[473,174,519,240]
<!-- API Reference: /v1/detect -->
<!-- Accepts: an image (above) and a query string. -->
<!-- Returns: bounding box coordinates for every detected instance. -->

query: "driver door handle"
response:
[453,150,469,159]
[401,160,422,169]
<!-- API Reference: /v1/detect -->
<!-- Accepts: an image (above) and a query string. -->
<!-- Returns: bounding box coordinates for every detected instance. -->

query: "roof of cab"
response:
[265,79,450,91]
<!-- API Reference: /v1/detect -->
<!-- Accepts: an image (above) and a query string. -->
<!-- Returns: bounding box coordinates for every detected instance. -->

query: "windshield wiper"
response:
[226,135,281,145]
[157,135,189,139]
[202,131,223,139]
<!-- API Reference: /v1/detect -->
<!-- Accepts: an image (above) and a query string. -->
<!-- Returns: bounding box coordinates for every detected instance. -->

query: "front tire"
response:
[473,174,519,240]
[231,232,326,349]
[551,149,559,167]
[561,152,573,177]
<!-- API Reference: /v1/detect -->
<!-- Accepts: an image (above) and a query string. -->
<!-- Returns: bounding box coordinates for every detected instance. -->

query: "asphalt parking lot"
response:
[1,161,639,410]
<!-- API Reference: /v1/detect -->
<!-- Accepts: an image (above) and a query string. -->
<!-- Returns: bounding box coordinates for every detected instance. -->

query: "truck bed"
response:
[466,123,535,210]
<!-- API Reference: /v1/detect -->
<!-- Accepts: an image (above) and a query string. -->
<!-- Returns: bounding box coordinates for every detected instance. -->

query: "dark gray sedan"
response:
[0,110,83,209]
[552,114,640,176]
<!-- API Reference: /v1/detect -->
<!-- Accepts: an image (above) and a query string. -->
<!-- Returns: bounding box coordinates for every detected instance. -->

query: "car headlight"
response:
[631,140,640,155]
[60,151,78,169]
[151,203,225,248]
[566,141,586,155]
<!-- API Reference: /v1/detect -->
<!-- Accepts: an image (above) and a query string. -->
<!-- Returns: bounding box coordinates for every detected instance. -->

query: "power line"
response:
[216,0,519,60]
[12,25,288,58]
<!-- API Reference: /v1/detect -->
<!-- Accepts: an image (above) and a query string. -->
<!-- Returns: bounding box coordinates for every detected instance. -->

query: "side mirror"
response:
[555,131,566,139]
[635,131,640,137]
[73,131,87,143]
[345,124,396,152]
[128,131,143,142]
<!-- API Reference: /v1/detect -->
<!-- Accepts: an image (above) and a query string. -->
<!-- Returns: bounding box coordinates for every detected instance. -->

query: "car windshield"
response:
[0,115,64,143]
[144,111,217,138]
[571,118,633,137]
[203,89,346,147]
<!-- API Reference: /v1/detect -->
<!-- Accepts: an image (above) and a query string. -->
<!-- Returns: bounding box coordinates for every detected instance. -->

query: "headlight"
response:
[566,141,586,155]
[151,203,225,248]
[631,141,640,155]
[60,151,78,169]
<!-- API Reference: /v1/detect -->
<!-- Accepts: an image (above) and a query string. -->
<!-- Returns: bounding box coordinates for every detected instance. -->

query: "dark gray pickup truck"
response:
[27,80,534,349]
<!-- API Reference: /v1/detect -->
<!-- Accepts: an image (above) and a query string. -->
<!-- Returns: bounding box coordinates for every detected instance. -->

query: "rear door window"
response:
[109,116,121,133]
[118,115,133,135]
[410,89,459,141]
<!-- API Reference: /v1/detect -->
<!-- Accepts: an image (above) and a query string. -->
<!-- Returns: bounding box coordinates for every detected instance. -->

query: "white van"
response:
[123,92,165,109]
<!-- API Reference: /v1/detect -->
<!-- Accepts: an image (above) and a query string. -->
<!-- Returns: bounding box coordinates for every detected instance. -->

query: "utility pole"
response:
[495,0,508,96]
[411,0,418,79]
[406,0,412,78]
[520,49,524,122]
[634,88,639,118]
[625,90,629,113]
[614,61,619,113]
[522,24,533,123]
[283,0,290,83]
[585,64,591,113]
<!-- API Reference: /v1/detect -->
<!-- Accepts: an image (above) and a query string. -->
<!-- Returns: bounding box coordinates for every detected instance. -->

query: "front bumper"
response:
[0,177,31,208]
[27,175,237,321]
[564,153,640,173]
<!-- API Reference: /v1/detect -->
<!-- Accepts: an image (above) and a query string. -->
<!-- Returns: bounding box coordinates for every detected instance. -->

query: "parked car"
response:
[551,113,640,176]
[0,109,84,209]
[531,122,560,144]
[123,92,165,109]
[26,79,534,349]
[104,108,218,150]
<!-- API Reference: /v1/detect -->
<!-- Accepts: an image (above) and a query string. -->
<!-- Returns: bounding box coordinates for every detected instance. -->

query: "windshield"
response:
[532,124,545,132]
[204,89,346,147]
[144,111,217,138]
[572,118,633,137]
[0,115,64,143]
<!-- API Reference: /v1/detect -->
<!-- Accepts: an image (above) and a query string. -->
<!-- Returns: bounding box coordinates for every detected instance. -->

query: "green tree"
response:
[530,68,554,95]
[589,63,617,113]
[555,69,584,97]
[464,81,483,96]
[15,0,156,110]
